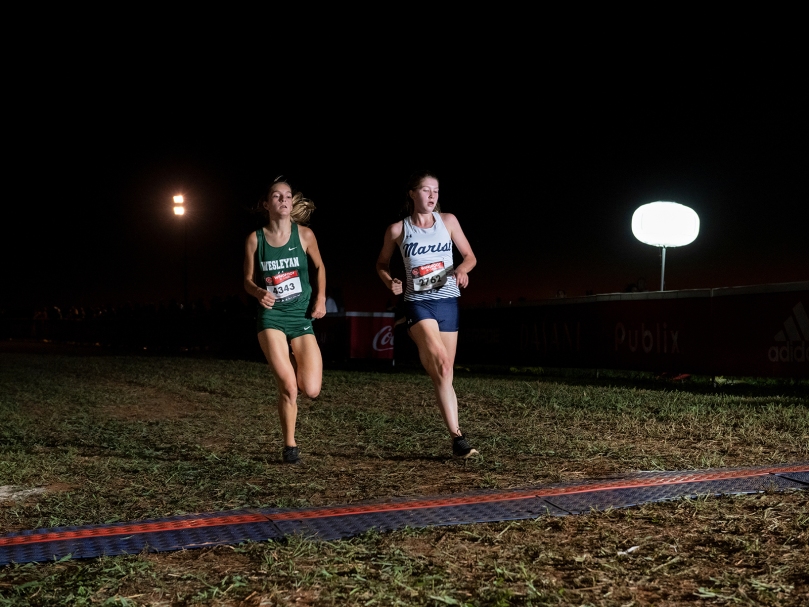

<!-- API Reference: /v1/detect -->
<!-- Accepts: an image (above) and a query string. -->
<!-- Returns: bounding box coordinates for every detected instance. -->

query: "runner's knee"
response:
[425,350,453,382]
[276,374,298,401]
[437,356,453,381]
[302,383,321,399]
[297,371,321,398]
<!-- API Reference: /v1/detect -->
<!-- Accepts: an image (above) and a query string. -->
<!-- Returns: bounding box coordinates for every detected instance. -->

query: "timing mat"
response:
[2,462,807,566]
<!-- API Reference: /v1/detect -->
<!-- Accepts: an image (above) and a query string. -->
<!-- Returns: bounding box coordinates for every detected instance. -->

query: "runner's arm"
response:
[244,232,276,309]
[376,222,403,295]
[441,213,476,288]
[300,227,327,319]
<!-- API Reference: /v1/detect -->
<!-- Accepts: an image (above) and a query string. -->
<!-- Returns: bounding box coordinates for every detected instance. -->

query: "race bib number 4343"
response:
[412,261,448,292]
[266,270,302,303]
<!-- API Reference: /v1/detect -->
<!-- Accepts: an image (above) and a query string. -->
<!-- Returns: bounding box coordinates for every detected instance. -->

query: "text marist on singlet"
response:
[403,240,454,293]
[261,257,302,304]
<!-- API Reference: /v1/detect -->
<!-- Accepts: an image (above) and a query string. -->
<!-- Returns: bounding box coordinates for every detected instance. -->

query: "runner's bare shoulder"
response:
[386,221,404,242]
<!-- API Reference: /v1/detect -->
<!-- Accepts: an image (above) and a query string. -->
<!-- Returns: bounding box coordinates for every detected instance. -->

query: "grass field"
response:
[0,350,807,606]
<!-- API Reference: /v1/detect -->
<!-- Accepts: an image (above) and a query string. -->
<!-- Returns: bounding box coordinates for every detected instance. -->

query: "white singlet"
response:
[399,212,461,302]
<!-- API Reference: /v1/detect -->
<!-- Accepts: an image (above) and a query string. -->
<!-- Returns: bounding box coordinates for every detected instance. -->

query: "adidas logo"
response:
[768,302,808,363]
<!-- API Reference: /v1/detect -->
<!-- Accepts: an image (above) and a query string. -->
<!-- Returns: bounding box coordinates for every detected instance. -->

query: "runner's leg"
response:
[290,334,323,399]
[258,329,299,447]
[409,320,461,436]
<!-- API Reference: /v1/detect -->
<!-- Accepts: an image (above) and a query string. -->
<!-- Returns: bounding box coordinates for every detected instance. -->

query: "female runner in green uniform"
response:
[243,179,327,464]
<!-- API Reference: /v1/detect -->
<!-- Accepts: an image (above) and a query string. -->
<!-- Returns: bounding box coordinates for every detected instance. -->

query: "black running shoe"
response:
[282,446,301,464]
[452,434,479,458]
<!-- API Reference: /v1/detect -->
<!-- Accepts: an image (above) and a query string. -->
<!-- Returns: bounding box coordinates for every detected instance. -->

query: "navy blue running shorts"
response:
[405,298,459,332]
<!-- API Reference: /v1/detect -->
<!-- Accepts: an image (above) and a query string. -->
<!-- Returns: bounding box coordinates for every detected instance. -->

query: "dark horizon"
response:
[5,81,807,314]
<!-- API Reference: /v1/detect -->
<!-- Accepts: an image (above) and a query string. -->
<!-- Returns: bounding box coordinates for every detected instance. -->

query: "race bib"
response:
[412,261,449,292]
[266,270,302,303]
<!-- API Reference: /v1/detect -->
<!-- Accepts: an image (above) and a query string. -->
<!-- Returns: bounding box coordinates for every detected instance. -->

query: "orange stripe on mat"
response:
[3,464,807,546]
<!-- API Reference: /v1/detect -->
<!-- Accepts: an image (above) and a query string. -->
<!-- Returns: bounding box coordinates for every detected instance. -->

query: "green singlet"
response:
[255,223,314,339]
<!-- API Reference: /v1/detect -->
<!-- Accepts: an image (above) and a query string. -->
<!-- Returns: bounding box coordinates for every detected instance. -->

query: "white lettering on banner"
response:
[768,342,806,363]
[614,322,680,354]
[373,326,394,351]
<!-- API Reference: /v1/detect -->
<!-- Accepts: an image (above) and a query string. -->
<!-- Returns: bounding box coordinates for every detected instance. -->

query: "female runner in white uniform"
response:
[376,170,479,458]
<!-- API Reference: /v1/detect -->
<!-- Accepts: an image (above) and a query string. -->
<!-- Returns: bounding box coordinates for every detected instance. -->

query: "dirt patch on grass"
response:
[145,546,254,572]
[198,437,232,452]
[44,482,75,494]
[101,386,201,421]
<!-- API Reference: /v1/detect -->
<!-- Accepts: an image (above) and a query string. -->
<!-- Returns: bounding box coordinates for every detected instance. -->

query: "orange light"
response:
[174,206,185,215]
[173,195,184,204]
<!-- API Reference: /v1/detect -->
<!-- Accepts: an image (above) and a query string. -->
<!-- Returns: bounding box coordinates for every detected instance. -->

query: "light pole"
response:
[173,195,188,307]
[631,201,700,291]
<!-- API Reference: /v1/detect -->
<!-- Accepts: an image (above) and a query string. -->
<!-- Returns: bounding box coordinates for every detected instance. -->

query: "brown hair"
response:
[404,169,441,216]
[262,177,316,225]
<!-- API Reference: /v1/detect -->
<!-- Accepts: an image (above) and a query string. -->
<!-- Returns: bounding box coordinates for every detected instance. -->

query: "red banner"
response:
[346,312,395,360]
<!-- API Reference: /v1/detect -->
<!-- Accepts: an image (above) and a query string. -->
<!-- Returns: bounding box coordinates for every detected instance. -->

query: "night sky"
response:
[5,60,807,314]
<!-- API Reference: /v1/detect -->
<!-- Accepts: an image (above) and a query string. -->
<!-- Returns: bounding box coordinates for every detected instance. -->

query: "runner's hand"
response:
[455,269,469,288]
[256,288,276,309]
[311,298,326,319]
[390,278,403,295]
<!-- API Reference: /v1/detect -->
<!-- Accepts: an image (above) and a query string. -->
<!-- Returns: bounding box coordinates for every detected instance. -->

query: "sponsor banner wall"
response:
[710,285,809,377]
[456,282,808,378]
